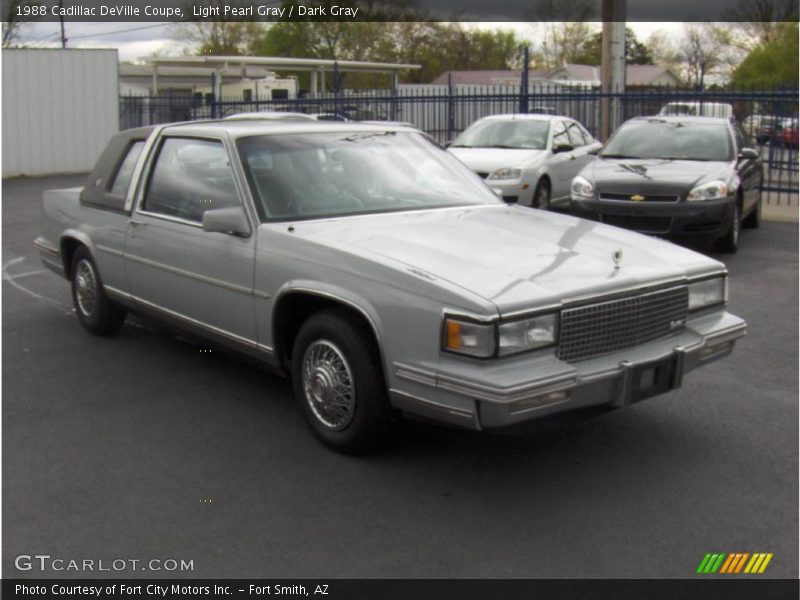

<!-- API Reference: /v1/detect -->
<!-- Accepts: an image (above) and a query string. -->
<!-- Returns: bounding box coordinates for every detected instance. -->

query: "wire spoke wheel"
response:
[302,340,356,431]
[75,259,98,317]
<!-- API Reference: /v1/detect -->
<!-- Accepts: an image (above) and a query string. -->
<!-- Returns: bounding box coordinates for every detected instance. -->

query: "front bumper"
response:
[569,195,735,239]
[485,179,536,206]
[389,310,746,430]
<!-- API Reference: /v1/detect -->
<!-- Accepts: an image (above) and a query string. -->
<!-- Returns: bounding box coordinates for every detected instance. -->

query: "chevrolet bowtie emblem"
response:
[631,194,645,202]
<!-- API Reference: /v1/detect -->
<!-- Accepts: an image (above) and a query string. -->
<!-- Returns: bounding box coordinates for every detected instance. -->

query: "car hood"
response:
[287,205,722,315]
[585,157,733,194]
[448,147,547,173]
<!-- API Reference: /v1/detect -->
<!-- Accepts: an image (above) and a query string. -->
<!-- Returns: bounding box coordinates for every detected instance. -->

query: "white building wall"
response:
[2,48,119,177]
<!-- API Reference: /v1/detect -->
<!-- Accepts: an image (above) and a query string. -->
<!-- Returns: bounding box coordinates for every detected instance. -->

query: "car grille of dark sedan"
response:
[557,286,689,362]
[599,192,680,203]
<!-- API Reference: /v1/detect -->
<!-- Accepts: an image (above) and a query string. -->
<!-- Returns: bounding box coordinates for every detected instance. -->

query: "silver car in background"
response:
[447,114,601,209]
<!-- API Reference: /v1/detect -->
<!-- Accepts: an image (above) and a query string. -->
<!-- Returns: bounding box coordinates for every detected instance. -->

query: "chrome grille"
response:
[599,192,680,203]
[557,286,689,362]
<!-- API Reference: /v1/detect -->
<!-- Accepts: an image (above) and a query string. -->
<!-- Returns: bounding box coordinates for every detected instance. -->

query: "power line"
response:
[66,22,173,41]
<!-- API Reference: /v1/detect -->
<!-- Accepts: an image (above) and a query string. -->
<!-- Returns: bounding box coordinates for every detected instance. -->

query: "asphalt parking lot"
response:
[3,174,798,579]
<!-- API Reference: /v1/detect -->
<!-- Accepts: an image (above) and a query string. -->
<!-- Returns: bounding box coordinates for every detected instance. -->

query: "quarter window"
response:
[109,141,145,197]
[143,138,240,223]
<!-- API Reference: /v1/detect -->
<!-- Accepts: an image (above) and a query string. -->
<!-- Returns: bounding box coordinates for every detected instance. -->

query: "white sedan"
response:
[448,114,601,209]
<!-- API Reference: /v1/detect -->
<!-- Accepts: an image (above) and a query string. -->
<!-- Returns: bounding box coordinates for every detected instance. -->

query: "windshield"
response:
[451,119,550,150]
[237,131,500,221]
[601,121,734,161]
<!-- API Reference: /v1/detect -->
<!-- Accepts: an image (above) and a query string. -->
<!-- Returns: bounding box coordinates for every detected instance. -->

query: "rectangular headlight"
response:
[688,276,727,311]
[443,318,496,358]
[498,314,557,356]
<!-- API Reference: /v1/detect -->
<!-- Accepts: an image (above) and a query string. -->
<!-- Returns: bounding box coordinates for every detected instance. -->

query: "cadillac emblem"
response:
[631,194,645,202]
[612,249,623,268]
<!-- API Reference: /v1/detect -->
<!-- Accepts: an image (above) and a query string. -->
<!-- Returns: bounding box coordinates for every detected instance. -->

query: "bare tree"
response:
[528,0,598,69]
[2,0,42,48]
[680,24,742,89]
[725,0,799,49]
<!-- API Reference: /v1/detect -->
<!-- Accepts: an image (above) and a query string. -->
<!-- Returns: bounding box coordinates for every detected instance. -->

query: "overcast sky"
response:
[14,21,687,63]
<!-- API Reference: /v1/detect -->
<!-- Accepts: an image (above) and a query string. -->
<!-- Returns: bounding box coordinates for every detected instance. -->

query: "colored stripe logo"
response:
[697,552,773,574]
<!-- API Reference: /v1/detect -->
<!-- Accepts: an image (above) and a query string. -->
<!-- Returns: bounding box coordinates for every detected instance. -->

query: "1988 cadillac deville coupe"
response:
[35,120,747,453]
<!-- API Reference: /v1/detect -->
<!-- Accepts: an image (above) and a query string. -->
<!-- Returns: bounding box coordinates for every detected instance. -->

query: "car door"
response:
[124,134,259,346]
[547,120,578,199]
[732,122,761,215]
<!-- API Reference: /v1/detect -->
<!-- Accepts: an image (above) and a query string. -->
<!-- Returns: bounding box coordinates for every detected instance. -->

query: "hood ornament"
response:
[612,249,623,269]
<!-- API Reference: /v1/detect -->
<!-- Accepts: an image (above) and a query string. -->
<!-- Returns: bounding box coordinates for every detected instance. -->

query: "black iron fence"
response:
[119,84,798,206]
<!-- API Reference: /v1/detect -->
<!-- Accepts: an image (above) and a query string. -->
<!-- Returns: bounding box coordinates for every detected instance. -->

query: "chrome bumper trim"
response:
[33,237,60,256]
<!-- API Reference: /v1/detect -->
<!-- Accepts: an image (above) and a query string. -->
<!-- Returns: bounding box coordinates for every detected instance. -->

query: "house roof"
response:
[430,70,547,86]
[545,64,680,85]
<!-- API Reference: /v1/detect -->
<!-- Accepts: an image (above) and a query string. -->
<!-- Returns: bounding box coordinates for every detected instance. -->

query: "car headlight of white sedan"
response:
[686,180,729,202]
[487,168,523,181]
[443,314,558,358]
[571,175,594,199]
[688,276,727,311]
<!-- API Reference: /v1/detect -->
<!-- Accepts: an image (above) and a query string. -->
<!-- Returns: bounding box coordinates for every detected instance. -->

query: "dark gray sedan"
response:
[569,116,763,253]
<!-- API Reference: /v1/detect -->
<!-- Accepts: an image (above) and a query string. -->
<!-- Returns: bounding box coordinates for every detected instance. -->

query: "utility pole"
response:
[58,0,67,48]
[600,0,626,141]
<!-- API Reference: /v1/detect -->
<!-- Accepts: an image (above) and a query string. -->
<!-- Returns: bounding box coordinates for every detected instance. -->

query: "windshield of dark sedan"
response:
[601,120,734,161]
[451,119,550,150]
[237,131,501,221]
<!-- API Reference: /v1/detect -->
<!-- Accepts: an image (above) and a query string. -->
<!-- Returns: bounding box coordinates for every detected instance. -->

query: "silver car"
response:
[36,120,745,453]
[448,114,601,209]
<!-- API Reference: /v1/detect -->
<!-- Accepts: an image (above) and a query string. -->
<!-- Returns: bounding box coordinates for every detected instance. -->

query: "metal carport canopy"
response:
[147,55,421,96]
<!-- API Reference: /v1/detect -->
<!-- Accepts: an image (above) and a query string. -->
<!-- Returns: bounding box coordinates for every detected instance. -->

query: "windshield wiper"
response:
[600,154,641,159]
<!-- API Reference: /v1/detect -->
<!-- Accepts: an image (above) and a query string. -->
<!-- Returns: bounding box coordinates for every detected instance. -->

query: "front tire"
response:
[533,179,551,210]
[715,200,741,254]
[70,247,127,335]
[291,309,391,454]
[742,191,762,229]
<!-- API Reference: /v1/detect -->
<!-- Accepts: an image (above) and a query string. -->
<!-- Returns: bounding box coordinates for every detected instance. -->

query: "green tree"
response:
[255,17,524,88]
[572,28,655,66]
[731,22,799,87]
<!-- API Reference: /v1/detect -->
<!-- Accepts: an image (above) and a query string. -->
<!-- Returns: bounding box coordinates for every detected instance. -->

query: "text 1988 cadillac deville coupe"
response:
[35,120,746,453]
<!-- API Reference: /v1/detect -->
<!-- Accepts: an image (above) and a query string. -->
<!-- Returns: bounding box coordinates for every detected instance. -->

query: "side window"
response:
[551,121,569,148]
[143,138,240,223]
[109,141,145,197]
[566,122,586,147]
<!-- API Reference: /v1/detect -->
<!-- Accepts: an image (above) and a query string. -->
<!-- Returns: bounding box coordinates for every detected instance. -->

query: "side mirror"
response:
[202,207,250,237]
[738,148,759,160]
[553,143,574,154]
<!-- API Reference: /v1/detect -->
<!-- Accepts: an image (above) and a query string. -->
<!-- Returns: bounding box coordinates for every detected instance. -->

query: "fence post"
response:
[334,61,340,117]
[447,72,454,143]
[519,46,529,114]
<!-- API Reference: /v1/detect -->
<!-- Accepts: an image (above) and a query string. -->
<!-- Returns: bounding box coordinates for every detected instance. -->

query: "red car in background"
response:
[776,118,798,147]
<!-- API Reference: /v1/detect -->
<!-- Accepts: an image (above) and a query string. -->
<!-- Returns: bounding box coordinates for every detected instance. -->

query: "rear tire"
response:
[70,247,127,335]
[291,309,391,454]
[533,179,551,210]
[715,200,741,254]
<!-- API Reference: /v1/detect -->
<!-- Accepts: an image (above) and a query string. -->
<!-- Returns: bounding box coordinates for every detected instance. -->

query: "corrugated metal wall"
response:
[2,49,119,177]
